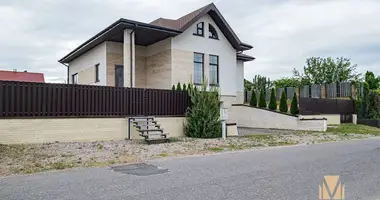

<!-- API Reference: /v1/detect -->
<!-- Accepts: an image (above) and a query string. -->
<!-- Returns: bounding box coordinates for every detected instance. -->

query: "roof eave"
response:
[58,19,181,64]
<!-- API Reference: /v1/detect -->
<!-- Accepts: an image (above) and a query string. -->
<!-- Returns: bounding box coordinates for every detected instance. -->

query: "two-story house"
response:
[58,3,254,106]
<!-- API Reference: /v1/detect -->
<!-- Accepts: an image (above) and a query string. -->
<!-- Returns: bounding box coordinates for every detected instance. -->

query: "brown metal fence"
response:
[0,81,190,117]
[299,97,355,115]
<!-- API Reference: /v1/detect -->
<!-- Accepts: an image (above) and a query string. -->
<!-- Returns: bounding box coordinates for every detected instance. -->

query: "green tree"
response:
[293,57,361,84]
[290,92,299,115]
[185,80,221,138]
[244,79,254,91]
[258,89,267,108]
[365,71,380,90]
[176,82,182,91]
[279,91,288,113]
[269,88,277,110]
[171,85,175,90]
[273,77,300,88]
[367,90,380,119]
[250,90,257,107]
[182,83,187,91]
[252,75,273,91]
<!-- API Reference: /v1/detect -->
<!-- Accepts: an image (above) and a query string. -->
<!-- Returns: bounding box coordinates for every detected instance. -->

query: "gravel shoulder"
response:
[1,124,379,176]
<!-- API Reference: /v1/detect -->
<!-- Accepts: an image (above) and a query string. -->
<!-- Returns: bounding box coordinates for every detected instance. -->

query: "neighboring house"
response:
[58,3,254,104]
[0,70,45,83]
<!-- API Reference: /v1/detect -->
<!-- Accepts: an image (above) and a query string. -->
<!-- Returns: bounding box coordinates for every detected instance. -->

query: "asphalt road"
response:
[1,138,380,200]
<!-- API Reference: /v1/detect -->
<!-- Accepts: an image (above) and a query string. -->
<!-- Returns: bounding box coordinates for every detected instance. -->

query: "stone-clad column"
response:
[123,29,135,87]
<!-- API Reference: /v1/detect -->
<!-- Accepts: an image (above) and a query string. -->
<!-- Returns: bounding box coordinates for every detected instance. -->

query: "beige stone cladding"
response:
[78,66,95,84]
[106,52,123,86]
[220,95,237,124]
[0,117,186,144]
[145,49,172,89]
[135,46,147,88]
[236,91,244,104]
[171,49,193,85]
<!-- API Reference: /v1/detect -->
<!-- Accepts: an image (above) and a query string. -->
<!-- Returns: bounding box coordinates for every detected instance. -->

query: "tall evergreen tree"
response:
[279,91,288,113]
[176,82,182,91]
[250,90,257,107]
[269,88,277,110]
[258,89,267,108]
[290,92,299,115]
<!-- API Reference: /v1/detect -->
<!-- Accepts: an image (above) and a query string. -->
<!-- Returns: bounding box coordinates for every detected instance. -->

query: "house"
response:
[58,3,254,105]
[0,70,45,83]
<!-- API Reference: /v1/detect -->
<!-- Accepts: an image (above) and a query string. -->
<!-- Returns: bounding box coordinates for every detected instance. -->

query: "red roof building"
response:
[0,70,45,83]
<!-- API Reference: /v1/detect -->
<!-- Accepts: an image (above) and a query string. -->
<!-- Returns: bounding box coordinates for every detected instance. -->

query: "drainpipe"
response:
[60,62,70,84]
[130,29,135,88]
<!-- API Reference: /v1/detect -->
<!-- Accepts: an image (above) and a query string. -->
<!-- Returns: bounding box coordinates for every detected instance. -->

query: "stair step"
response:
[145,137,170,144]
[135,124,160,128]
[140,132,168,137]
[133,121,158,125]
[138,129,163,133]
[129,116,155,120]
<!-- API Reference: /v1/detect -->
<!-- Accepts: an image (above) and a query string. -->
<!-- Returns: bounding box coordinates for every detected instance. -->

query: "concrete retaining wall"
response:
[0,117,186,144]
[230,105,327,132]
[299,114,341,125]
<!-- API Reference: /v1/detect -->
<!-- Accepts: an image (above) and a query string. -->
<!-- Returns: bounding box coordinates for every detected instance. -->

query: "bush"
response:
[290,92,299,115]
[176,82,182,91]
[185,80,221,138]
[250,90,257,107]
[171,85,175,90]
[269,88,277,110]
[367,90,380,119]
[279,91,288,113]
[182,83,187,91]
[258,89,267,108]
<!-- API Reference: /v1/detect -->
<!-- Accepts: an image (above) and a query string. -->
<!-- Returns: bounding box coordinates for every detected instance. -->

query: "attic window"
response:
[209,24,218,39]
[193,22,204,36]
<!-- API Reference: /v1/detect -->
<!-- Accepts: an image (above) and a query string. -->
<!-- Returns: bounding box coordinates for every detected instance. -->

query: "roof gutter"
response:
[59,62,70,84]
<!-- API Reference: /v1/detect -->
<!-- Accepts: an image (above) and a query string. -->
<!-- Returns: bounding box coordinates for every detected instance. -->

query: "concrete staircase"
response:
[130,116,169,144]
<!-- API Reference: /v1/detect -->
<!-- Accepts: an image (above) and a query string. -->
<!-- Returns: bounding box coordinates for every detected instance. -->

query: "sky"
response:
[0,0,379,83]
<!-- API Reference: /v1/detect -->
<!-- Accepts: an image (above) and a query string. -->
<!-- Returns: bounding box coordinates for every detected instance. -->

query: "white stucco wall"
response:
[236,60,244,93]
[172,14,237,96]
[68,42,106,85]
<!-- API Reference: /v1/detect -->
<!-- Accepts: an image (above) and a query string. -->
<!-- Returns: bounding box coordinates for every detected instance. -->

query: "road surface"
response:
[1,138,380,200]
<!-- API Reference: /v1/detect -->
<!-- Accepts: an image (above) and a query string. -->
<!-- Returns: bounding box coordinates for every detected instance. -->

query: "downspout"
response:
[130,28,136,88]
[60,62,70,84]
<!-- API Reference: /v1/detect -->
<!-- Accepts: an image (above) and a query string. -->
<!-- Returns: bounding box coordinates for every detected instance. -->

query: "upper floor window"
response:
[209,55,219,85]
[193,53,204,85]
[193,22,204,36]
[95,64,100,82]
[72,73,78,84]
[209,24,218,39]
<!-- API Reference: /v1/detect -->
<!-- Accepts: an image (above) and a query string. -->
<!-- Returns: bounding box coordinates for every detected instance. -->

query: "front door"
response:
[115,65,124,87]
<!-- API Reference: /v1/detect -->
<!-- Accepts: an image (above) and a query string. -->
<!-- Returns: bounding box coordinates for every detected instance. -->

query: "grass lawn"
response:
[327,124,380,135]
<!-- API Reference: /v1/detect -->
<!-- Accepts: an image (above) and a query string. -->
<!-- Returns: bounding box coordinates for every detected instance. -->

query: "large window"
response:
[193,53,204,85]
[209,24,219,39]
[72,73,78,84]
[209,55,219,85]
[95,64,100,83]
[193,22,204,36]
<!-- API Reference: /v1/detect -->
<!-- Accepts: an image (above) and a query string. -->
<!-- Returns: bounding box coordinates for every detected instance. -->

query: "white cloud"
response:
[0,0,379,83]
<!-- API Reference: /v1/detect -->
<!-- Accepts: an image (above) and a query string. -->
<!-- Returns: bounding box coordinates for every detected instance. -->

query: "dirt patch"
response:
[0,132,377,176]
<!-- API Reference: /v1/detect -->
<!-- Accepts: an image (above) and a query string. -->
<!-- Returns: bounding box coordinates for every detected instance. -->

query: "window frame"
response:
[72,73,78,84]
[95,64,100,83]
[193,22,204,37]
[193,52,204,85]
[209,54,219,86]
[208,24,219,40]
